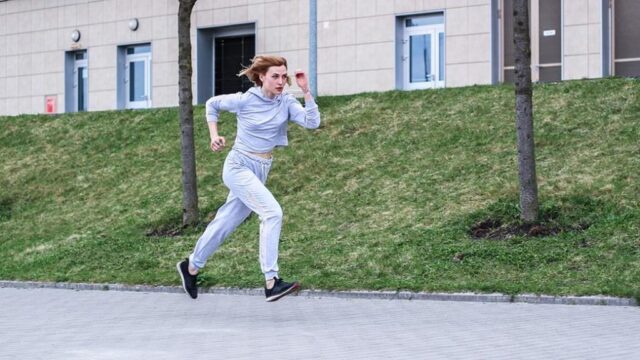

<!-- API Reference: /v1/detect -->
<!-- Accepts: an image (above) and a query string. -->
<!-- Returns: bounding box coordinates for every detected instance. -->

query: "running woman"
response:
[177,55,320,302]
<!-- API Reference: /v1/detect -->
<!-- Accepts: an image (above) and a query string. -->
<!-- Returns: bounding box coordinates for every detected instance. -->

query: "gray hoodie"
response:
[205,87,321,153]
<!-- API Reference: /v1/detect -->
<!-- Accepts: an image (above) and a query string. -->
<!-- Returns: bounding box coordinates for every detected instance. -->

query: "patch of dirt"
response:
[145,226,183,237]
[469,218,590,240]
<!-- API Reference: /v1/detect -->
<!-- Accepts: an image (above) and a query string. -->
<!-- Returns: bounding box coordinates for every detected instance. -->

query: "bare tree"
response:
[513,0,539,223]
[178,0,199,226]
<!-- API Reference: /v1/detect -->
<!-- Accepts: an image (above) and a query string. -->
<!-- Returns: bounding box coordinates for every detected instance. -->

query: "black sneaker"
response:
[265,277,300,302]
[176,258,198,299]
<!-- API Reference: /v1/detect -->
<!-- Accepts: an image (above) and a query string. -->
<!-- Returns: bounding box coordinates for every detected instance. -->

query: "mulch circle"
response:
[469,218,589,240]
[145,227,183,237]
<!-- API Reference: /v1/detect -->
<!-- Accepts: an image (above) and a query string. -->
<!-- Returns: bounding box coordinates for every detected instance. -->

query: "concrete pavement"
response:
[0,287,639,359]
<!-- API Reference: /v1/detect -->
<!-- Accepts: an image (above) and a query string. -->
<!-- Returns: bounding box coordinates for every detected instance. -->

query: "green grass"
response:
[1,78,639,299]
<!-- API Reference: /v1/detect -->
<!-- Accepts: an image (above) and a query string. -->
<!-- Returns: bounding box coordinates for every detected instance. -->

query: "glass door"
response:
[125,45,151,109]
[403,14,445,90]
[73,51,88,112]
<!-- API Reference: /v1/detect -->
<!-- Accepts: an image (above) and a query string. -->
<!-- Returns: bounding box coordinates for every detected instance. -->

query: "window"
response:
[117,44,151,109]
[399,13,445,90]
[501,0,562,83]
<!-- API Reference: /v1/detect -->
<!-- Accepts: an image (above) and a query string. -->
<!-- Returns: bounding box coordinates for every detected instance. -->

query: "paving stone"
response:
[0,287,638,359]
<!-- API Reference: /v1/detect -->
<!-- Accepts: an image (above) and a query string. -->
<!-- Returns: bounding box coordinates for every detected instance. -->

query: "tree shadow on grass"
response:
[143,209,211,238]
[143,202,256,238]
[0,196,13,222]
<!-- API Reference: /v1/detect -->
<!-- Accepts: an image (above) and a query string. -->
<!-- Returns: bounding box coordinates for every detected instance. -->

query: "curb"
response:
[1,280,636,306]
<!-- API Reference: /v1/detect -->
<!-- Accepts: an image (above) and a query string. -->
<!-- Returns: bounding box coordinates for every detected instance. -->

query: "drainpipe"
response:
[309,0,318,97]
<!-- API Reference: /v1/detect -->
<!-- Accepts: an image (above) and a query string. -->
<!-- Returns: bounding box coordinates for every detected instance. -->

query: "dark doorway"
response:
[196,23,255,104]
[614,0,640,77]
[214,35,255,95]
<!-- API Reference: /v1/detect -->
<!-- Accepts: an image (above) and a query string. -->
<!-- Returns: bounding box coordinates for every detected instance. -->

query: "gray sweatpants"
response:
[189,149,282,280]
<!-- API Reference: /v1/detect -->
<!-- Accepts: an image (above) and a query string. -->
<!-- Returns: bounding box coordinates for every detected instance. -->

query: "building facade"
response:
[0,0,638,116]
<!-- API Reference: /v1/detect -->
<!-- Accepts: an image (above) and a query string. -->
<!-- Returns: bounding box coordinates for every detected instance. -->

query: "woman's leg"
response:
[189,191,252,270]
[222,153,282,280]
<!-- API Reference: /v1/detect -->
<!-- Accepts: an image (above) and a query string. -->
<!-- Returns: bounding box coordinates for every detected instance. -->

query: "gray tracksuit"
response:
[190,87,321,280]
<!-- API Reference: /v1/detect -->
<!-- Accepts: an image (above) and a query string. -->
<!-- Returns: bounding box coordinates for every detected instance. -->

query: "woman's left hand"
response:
[295,69,310,94]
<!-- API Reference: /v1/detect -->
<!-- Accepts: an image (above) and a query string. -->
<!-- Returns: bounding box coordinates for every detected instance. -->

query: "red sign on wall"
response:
[45,95,56,114]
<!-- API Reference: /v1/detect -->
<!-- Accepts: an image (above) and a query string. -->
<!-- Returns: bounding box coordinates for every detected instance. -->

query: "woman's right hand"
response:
[210,136,226,152]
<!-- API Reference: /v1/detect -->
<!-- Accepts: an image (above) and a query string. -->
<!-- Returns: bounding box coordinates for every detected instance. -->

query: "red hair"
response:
[238,55,291,86]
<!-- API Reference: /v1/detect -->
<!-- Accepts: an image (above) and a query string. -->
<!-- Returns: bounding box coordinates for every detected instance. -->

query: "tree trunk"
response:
[513,0,539,223]
[178,0,199,227]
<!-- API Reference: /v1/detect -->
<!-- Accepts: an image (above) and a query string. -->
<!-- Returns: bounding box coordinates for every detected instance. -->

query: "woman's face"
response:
[260,65,288,98]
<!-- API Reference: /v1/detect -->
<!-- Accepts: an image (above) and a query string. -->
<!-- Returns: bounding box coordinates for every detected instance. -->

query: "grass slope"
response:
[1,78,638,298]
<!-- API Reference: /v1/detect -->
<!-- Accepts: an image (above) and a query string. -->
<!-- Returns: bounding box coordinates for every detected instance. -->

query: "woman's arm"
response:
[288,97,321,129]
[207,121,226,152]
[289,70,321,129]
[205,92,243,122]
[205,93,242,151]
